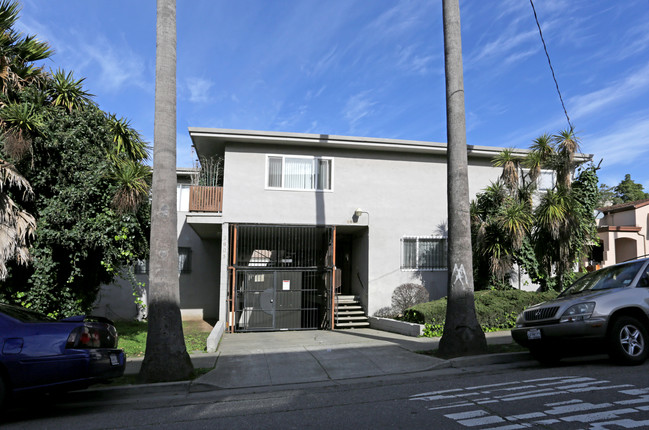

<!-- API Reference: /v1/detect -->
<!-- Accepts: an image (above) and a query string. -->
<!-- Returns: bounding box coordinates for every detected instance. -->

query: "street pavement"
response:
[116,329,528,393]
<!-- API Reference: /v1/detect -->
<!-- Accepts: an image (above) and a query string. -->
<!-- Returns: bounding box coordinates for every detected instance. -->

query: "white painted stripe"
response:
[410,394,459,402]
[617,397,649,406]
[495,388,555,399]
[568,384,634,393]
[545,401,612,415]
[501,391,567,401]
[560,408,638,423]
[586,418,649,428]
[467,381,524,390]
[533,419,561,425]
[428,403,473,411]
[546,399,583,407]
[506,412,547,421]
[459,415,505,426]
[536,377,595,386]
[523,376,587,384]
[483,424,530,430]
[410,388,463,397]
[445,410,489,420]
[620,388,649,396]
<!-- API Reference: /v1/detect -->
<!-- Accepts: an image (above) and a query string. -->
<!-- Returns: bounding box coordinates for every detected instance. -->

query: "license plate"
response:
[527,329,541,340]
[110,354,119,366]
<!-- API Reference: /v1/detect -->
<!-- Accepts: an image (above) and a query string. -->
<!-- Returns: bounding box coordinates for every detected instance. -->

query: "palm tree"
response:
[0,158,35,279]
[139,0,193,382]
[0,0,52,97]
[438,0,487,357]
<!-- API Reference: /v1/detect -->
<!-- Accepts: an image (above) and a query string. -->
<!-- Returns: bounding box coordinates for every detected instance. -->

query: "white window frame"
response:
[265,154,334,191]
[401,236,448,271]
[537,169,556,191]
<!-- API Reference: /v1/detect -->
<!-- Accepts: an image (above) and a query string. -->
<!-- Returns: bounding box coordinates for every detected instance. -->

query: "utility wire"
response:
[529,0,573,130]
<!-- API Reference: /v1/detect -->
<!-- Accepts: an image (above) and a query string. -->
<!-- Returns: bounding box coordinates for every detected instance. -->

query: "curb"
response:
[88,350,532,398]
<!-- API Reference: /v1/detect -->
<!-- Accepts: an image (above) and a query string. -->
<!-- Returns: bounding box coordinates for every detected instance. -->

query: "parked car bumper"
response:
[512,317,608,348]
[10,348,126,394]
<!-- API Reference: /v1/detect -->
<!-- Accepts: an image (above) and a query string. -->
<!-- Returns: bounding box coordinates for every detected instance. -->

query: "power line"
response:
[529,0,573,130]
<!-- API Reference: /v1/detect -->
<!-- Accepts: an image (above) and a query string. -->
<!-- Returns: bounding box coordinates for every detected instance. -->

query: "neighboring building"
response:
[596,199,649,266]
[94,128,552,331]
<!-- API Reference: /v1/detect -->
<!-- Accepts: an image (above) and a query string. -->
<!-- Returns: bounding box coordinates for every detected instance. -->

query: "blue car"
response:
[0,303,125,407]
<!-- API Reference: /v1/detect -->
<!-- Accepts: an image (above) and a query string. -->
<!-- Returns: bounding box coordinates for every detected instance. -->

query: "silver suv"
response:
[512,257,649,365]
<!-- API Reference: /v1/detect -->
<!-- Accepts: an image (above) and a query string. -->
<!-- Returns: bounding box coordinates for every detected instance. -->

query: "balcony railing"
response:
[189,186,223,213]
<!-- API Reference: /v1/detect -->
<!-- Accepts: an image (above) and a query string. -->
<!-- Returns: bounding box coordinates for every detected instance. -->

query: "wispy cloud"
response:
[585,113,649,172]
[343,91,376,128]
[569,61,649,119]
[185,77,214,103]
[615,22,649,61]
[396,45,437,75]
[79,37,147,92]
[468,28,538,69]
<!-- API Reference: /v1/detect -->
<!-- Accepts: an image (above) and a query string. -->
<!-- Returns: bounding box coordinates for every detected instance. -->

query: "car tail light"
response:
[66,324,117,349]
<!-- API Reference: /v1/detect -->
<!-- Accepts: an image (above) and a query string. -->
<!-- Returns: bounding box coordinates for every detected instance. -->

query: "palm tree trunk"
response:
[438,0,487,357]
[139,0,193,382]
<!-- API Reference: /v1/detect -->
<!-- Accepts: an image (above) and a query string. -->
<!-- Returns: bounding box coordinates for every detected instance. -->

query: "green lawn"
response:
[114,320,211,358]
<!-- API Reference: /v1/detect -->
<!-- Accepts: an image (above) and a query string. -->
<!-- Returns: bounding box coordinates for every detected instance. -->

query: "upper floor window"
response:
[267,155,333,191]
[401,236,447,271]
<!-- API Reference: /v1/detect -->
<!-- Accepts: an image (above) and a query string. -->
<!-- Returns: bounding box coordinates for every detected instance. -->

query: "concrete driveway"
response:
[195,328,512,389]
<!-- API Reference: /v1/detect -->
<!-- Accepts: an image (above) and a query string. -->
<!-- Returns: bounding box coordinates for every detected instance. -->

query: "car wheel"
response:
[608,316,649,365]
[529,347,561,365]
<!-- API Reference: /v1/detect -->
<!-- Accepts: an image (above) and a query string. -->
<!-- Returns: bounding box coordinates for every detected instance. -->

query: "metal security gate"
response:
[228,225,334,332]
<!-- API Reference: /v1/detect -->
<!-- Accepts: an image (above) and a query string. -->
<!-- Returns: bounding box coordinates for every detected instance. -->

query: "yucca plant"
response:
[492,148,520,193]
[0,101,43,159]
[47,69,94,113]
[109,159,151,213]
[107,114,149,163]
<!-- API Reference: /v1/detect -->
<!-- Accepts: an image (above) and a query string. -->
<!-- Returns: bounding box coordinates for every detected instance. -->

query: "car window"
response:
[0,303,55,322]
[638,270,649,288]
[560,261,646,296]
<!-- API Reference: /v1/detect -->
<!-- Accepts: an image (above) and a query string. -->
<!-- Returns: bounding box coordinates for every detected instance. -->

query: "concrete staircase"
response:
[334,295,369,328]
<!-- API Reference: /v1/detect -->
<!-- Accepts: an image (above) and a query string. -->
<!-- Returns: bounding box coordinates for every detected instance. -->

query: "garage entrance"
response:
[228,224,335,332]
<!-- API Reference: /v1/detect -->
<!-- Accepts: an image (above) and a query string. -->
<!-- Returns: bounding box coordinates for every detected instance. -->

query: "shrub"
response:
[403,289,558,336]
[373,306,398,318]
[391,283,429,315]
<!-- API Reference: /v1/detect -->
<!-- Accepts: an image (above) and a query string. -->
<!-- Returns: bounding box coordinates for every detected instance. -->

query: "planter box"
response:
[368,316,424,337]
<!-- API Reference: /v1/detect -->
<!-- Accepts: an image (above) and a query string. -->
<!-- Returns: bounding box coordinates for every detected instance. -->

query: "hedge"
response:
[403,289,559,335]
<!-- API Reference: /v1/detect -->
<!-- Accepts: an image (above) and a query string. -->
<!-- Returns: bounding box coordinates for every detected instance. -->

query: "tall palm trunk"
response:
[139,0,193,382]
[438,0,487,357]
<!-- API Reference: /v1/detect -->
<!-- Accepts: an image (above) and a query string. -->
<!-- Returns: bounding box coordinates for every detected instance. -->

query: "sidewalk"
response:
[123,329,528,391]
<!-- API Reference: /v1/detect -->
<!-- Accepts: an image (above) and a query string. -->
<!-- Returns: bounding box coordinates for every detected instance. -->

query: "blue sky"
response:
[17,1,649,191]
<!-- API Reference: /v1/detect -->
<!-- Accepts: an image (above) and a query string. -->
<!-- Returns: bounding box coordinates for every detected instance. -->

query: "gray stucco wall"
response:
[219,143,502,315]
[93,211,222,322]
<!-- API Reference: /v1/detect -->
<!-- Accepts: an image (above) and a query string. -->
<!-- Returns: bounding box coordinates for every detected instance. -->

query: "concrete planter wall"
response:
[368,316,424,337]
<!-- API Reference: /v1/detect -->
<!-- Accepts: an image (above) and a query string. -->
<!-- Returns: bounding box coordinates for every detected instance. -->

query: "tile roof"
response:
[598,198,649,213]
